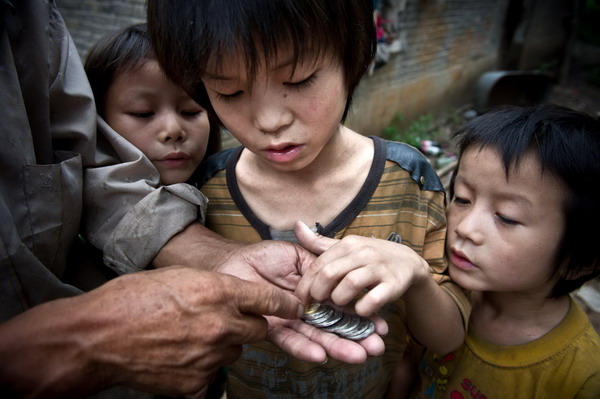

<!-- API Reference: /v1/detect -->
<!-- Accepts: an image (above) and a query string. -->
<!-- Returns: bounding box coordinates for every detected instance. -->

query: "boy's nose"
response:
[453,210,484,245]
[252,96,293,133]
[158,114,187,143]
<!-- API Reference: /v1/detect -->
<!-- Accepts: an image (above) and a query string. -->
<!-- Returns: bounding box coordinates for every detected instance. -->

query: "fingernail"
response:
[320,358,329,365]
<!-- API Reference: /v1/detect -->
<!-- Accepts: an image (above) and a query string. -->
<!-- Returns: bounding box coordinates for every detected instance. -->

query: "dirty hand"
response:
[0,267,303,397]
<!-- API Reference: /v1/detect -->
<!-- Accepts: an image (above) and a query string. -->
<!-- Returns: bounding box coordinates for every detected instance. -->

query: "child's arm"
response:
[294,221,465,355]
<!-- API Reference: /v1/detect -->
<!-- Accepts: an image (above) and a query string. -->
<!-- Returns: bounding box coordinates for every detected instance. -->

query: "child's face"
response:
[104,60,210,185]
[446,146,567,296]
[201,50,347,172]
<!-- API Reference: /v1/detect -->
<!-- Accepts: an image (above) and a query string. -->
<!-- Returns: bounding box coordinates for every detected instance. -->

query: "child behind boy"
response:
[411,104,600,398]
[83,24,226,397]
[147,0,470,397]
[84,23,220,186]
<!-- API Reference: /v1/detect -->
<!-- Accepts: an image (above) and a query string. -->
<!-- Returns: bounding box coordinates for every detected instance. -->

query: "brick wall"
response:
[57,0,145,59]
[57,0,509,134]
[347,0,510,133]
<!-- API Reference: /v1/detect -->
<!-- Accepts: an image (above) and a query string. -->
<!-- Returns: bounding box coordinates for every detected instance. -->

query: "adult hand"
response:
[265,312,388,364]
[154,223,309,291]
[0,267,303,398]
[154,223,386,363]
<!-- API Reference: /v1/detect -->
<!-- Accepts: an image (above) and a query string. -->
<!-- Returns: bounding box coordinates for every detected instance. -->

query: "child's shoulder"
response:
[380,137,443,192]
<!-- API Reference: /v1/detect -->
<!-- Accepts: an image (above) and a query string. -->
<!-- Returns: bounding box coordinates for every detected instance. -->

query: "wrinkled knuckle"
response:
[321,266,338,281]
[261,287,283,314]
[204,317,231,344]
[362,245,379,258]
[345,273,364,291]
[245,318,268,342]
[368,295,386,312]
[307,261,323,274]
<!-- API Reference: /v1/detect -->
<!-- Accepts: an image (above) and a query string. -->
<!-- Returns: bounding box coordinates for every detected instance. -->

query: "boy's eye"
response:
[181,110,202,117]
[129,112,154,118]
[495,213,519,226]
[284,73,316,90]
[452,196,470,205]
[216,90,243,103]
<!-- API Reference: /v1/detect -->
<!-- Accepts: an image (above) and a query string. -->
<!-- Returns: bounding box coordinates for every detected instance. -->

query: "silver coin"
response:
[313,309,344,327]
[303,305,332,321]
[345,322,375,341]
[322,313,360,334]
[342,318,376,341]
[304,303,322,314]
[337,314,362,335]
[320,313,351,333]
[302,303,377,341]
[302,304,329,321]
[304,307,335,325]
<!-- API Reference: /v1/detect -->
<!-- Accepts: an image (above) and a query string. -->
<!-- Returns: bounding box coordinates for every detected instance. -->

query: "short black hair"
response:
[84,23,220,159]
[450,104,600,297]
[84,23,153,117]
[147,0,376,122]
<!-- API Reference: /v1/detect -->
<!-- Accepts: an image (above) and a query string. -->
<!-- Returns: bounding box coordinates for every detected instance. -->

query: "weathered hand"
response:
[0,266,303,398]
[155,223,387,363]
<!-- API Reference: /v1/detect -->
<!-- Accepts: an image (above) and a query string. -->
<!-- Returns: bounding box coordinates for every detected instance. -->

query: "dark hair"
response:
[147,0,377,122]
[85,23,154,117]
[84,23,220,159]
[450,104,600,297]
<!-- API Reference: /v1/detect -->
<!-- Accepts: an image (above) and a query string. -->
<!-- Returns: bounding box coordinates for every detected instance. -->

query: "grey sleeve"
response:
[84,117,208,274]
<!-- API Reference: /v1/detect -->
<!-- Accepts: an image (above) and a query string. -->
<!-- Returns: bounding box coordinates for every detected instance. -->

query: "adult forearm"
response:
[152,222,243,271]
[0,267,303,397]
[0,297,107,398]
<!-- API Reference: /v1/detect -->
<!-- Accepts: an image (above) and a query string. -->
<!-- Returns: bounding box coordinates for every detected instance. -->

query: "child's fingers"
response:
[300,254,368,303]
[354,281,411,316]
[294,220,344,302]
[295,243,358,302]
[330,266,381,306]
[370,313,389,336]
[293,220,337,255]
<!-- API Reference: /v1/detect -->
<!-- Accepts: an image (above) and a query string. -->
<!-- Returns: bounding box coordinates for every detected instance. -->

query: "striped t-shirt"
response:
[193,136,470,399]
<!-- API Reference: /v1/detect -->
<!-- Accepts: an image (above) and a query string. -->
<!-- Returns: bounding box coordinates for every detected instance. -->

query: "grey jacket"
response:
[0,0,206,321]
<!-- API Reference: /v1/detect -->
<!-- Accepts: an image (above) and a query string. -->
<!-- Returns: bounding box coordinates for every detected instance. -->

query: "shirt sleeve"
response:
[83,117,208,274]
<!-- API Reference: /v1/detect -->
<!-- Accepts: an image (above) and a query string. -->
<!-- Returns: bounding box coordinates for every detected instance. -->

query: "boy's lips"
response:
[263,143,303,163]
[449,248,478,271]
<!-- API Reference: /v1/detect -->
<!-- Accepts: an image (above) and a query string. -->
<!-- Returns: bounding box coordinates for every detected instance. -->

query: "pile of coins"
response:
[302,303,375,341]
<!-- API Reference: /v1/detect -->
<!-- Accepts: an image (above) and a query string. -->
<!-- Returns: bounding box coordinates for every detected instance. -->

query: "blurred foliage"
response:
[381,113,433,148]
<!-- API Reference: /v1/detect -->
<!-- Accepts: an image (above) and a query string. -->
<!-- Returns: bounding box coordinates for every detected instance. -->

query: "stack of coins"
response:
[302,303,375,341]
